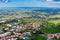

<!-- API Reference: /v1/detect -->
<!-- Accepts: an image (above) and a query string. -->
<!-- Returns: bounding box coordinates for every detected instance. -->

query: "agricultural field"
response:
[0,7,60,40]
[35,35,46,40]
[49,15,60,18]
[48,20,60,24]
[0,24,4,29]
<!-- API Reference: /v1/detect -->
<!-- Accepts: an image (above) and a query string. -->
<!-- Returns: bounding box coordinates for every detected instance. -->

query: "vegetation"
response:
[49,15,60,18]
[0,25,5,29]
[48,20,60,24]
[0,7,60,40]
[35,35,46,40]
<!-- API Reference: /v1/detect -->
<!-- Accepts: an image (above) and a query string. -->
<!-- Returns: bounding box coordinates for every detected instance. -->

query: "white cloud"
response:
[0,0,60,8]
[46,0,53,2]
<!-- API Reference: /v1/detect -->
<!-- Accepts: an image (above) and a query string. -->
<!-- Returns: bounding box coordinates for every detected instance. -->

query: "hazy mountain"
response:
[54,0,60,2]
[0,7,60,11]
[0,7,60,18]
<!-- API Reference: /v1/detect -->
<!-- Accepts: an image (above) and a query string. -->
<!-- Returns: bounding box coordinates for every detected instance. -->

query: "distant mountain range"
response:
[54,0,60,2]
[0,7,60,12]
[0,7,60,19]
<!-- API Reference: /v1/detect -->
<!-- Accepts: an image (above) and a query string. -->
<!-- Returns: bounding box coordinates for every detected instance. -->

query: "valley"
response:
[0,7,60,40]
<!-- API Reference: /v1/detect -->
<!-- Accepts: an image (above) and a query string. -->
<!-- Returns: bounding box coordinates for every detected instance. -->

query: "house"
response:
[54,33,60,39]
[11,23,20,29]
[26,32,31,36]
[0,32,11,37]
[22,37,29,40]
[6,24,12,27]
[47,34,54,39]
[8,37,17,40]
[0,30,4,34]
[47,33,60,40]
[0,20,6,24]
[47,34,54,40]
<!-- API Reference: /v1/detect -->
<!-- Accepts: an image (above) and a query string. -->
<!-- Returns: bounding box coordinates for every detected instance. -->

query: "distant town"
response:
[0,7,60,40]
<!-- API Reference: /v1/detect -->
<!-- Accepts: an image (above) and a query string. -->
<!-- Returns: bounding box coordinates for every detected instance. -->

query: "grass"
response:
[48,20,60,24]
[0,24,5,29]
[49,15,60,18]
[35,35,46,40]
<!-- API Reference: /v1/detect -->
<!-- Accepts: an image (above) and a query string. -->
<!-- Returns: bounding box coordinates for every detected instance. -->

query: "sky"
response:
[0,0,60,8]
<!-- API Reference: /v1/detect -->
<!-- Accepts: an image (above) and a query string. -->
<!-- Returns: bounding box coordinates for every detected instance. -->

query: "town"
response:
[0,7,60,40]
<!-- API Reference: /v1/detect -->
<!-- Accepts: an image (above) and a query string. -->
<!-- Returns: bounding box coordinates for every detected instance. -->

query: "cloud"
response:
[0,0,60,8]
[47,0,53,2]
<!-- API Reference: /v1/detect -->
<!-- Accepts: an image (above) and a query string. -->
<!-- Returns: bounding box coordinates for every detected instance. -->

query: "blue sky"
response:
[0,0,60,8]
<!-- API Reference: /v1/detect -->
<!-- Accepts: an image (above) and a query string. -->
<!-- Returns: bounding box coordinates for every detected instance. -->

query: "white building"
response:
[8,38,17,40]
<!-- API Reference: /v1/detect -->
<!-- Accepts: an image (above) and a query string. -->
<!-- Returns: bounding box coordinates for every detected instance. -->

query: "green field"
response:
[49,15,60,18]
[35,35,47,40]
[48,20,60,24]
[0,24,5,29]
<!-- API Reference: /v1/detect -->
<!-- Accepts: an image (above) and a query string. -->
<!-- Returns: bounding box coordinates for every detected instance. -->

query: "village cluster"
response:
[0,20,41,40]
